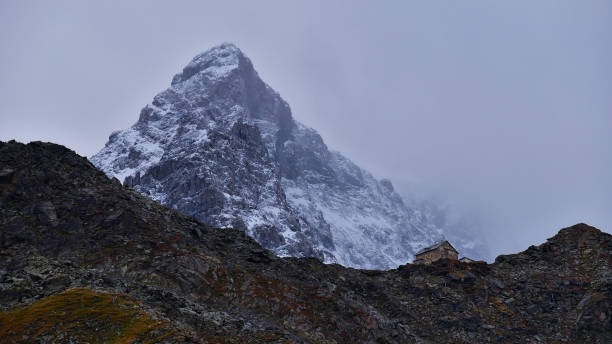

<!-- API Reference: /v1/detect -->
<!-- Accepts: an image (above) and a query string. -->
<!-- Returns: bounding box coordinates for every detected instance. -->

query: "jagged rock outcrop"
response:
[1,141,610,343]
[90,43,455,269]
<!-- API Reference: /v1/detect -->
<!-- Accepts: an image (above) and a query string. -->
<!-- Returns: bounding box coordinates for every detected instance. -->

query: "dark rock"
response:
[1,141,611,343]
[35,201,58,227]
[490,278,505,289]
[526,304,539,314]
[0,168,15,183]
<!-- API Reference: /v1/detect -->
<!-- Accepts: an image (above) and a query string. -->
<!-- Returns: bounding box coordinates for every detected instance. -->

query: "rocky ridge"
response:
[1,140,610,343]
[90,43,476,269]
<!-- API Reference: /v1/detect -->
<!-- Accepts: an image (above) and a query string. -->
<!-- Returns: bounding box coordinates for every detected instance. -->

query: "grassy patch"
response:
[0,288,178,343]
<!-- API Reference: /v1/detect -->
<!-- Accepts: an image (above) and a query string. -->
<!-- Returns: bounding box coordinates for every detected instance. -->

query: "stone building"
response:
[459,257,478,263]
[414,240,458,264]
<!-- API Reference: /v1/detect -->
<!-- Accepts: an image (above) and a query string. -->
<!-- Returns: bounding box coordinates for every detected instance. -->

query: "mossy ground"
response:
[0,288,180,343]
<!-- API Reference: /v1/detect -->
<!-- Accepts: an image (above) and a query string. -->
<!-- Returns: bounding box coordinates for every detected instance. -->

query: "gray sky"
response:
[1,1,610,258]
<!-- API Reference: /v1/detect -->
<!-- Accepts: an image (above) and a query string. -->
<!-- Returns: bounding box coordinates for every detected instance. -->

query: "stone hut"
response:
[459,257,483,263]
[414,240,458,264]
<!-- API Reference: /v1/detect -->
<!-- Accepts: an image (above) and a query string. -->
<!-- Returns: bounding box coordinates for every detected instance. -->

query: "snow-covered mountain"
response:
[91,43,478,269]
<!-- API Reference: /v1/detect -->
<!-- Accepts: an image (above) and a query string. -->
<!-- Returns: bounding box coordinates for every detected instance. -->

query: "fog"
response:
[1,1,610,258]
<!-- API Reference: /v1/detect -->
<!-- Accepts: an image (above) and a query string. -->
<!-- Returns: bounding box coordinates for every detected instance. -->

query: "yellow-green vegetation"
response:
[0,288,179,344]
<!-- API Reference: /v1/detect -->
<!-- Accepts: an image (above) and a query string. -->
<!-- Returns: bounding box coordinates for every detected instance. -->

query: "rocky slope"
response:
[90,43,459,269]
[1,140,610,343]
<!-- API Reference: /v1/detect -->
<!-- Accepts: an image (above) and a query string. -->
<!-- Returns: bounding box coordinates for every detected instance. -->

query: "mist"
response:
[1,1,610,259]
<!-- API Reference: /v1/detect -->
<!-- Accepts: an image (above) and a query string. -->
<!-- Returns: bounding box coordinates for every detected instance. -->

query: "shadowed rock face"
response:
[1,140,610,343]
[89,43,455,269]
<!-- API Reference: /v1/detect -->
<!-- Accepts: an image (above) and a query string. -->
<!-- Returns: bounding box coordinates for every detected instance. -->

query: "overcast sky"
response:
[1,1,610,258]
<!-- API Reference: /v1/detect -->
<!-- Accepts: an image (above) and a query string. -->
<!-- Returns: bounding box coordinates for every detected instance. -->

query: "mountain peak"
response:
[92,43,454,269]
[549,222,607,245]
[171,42,247,85]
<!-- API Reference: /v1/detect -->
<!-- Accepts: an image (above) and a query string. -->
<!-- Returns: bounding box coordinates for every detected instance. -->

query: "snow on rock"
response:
[91,43,476,269]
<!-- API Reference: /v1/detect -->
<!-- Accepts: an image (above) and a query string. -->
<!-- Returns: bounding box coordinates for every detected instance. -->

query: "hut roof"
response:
[415,240,458,256]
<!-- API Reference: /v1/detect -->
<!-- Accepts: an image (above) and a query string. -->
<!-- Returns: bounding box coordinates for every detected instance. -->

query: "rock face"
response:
[1,140,610,343]
[90,43,450,269]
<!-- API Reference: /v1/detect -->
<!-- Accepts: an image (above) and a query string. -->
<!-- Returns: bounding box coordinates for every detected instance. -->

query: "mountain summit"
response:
[92,43,457,269]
